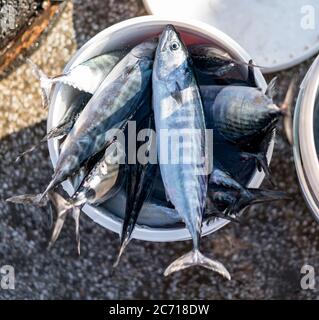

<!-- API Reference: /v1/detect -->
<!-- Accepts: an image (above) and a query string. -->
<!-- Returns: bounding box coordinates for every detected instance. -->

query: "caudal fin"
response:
[6,194,48,207]
[164,250,231,280]
[280,77,297,145]
[113,238,130,268]
[230,188,291,217]
[6,193,51,227]
[241,151,274,186]
[15,143,43,162]
[72,207,81,255]
[15,121,71,161]
[47,192,81,254]
[249,188,291,203]
[26,58,54,108]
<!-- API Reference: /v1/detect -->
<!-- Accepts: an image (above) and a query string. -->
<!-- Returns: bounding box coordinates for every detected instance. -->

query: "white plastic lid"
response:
[144,0,319,73]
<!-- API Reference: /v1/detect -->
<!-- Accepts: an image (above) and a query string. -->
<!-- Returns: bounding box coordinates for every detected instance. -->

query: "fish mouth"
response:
[268,103,281,115]
[159,24,178,52]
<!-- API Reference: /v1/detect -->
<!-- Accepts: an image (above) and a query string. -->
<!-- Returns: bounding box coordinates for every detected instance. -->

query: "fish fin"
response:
[248,188,291,203]
[113,238,130,268]
[247,60,258,87]
[7,193,52,227]
[206,211,240,224]
[280,77,297,145]
[170,82,183,104]
[241,152,274,186]
[6,194,48,207]
[39,177,59,203]
[164,187,173,205]
[48,208,68,250]
[26,58,53,108]
[265,77,278,99]
[15,143,42,162]
[210,168,243,191]
[230,188,290,214]
[15,121,72,161]
[44,121,73,141]
[47,192,81,253]
[72,207,81,255]
[164,249,231,280]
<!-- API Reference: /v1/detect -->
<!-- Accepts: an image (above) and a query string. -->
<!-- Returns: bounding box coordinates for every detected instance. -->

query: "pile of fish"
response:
[7,25,291,280]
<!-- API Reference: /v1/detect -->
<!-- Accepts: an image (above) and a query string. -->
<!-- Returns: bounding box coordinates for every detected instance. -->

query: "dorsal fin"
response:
[265,77,278,99]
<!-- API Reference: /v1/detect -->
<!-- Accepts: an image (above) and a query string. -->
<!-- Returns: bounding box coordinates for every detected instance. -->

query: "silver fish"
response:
[207,163,289,223]
[189,45,260,87]
[37,39,157,201]
[26,51,125,107]
[48,142,125,254]
[16,92,92,161]
[7,143,125,252]
[114,112,157,267]
[200,83,281,183]
[200,85,281,144]
[189,45,237,78]
[153,25,230,279]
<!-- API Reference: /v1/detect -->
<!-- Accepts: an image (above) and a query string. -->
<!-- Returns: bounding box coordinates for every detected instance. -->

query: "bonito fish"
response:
[201,84,281,182]
[114,111,157,267]
[14,39,157,205]
[16,91,92,161]
[27,51,125,107]
[8,142,125,254]
[49,141,125,254]
[152,25,230,279]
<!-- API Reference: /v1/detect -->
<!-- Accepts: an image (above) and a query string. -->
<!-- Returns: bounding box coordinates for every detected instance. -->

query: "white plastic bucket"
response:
[47,16,271,242]
[293,54,319,223]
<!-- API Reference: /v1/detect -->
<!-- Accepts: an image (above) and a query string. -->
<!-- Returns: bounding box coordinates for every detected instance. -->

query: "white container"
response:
[294,54,319,222]
[47,16,271,242]
[143,0,319,73]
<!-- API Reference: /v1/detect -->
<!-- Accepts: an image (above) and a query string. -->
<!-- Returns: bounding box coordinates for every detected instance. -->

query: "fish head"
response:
[242,87,281,120]
[130,38,158,60]
[154,25,189,80]
[240,88,281,136]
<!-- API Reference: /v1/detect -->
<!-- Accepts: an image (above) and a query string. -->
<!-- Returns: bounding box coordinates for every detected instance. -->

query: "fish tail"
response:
[241,152,274,186]
[113,208,138,268]
[6,193,51,227]
[248,188,291,203]
[206,211,241,224]
[6,193,48,207]
[47,209,68,250]
[15,142,43,162]
[72,207,81,255]
[47,192,81,253]
[26,58,54,108]
[280,77,297,145]
[113,238,130,268]
[39,177,59,203]
[15,122,73,161]
[230,188,290,216]
[164,249,231,280]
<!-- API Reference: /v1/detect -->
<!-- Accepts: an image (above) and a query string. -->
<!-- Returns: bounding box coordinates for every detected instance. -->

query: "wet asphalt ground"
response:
[0,0,319,299]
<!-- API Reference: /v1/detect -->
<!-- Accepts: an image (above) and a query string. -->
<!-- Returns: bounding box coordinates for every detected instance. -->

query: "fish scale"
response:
[200,85,281,146]
[12,40,158,204]
[153,24,230,279]
[53,52,124,94]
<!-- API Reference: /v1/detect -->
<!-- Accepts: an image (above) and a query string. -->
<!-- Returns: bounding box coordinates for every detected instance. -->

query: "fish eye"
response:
[170,41,180,51]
